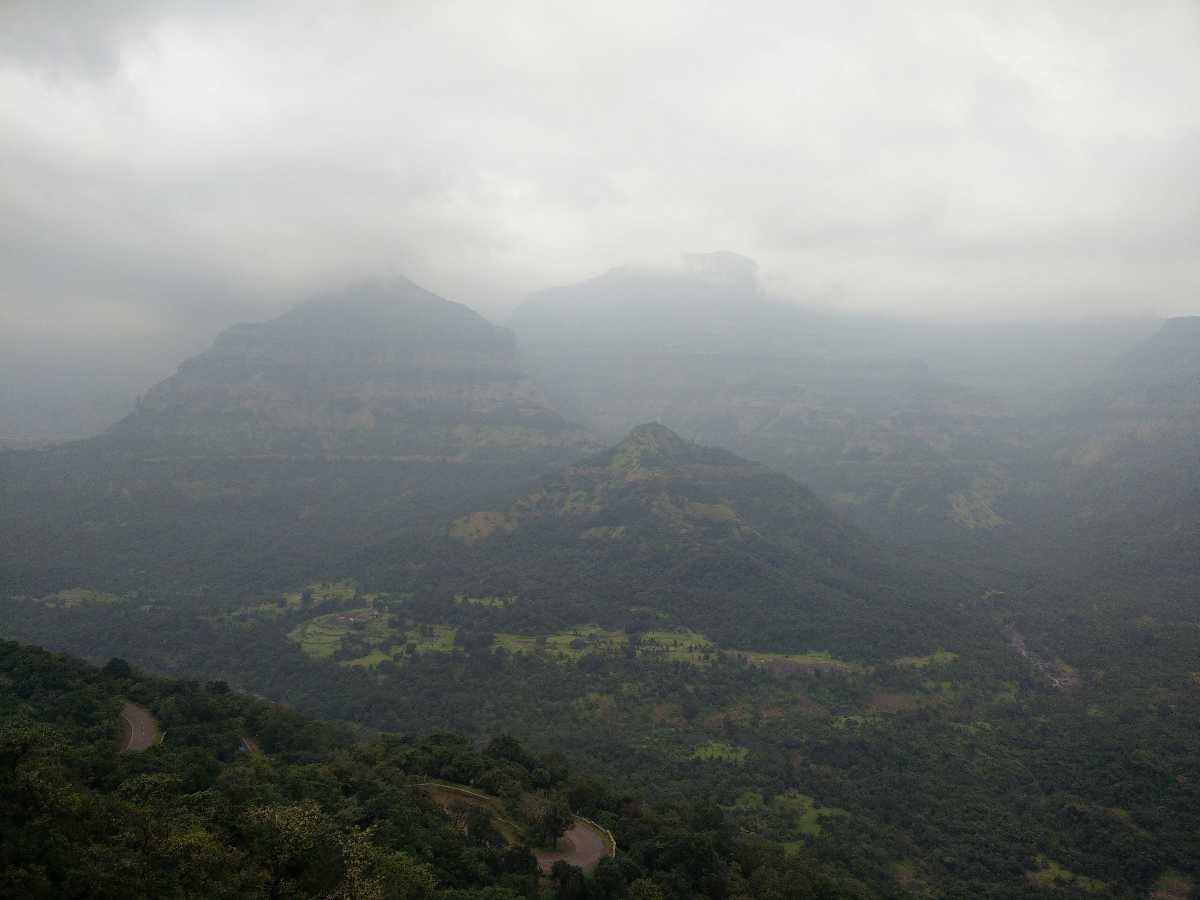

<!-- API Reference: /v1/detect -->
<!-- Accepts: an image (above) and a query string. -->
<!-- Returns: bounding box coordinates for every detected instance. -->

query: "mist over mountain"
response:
[4,272,1200,898]
[1011,317,1200,585]
[5,2,1200,893]
[107,278,592,459]
[512,258,1019,543]
[0,279,595,596]
[360,422,962,659]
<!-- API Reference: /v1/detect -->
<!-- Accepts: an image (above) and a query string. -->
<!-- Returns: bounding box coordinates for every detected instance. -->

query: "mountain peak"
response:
[1150,315,1200,348]
[605,422,716,473]
[106,279,594,458]
[681,250,760,292]
[1108,315,1200,387]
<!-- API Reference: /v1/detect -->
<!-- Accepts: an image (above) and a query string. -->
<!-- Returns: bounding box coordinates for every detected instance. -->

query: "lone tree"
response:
[526,798,572,849]
[102,657,132,679]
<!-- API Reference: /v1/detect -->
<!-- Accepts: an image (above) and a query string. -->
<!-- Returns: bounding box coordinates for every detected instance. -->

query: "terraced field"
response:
[40,588,120,609]
[288,608,391,660]
[734,649,862,673]
[494,625,625,659]
[286,607,876,676]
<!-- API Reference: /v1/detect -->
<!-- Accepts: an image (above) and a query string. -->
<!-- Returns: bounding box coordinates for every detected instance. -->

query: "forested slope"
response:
[0,640,872,900]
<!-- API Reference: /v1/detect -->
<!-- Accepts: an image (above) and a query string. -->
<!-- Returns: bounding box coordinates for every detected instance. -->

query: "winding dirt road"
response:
[118,702,160,752]
[420,782,614,873]
[535,818,613,874]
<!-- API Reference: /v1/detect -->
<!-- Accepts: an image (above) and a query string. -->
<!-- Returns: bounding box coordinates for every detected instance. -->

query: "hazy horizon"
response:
[3,1,1199,443]
[4,3,1200,337]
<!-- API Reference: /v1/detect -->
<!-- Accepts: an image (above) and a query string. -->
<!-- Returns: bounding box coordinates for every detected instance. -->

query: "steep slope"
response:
[366,423,973,660]
[0,279,595,596]
[1024,316,1200,583]
[107,278,591,458]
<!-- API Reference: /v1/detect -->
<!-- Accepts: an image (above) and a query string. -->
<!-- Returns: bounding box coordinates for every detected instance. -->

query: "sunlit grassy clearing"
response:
[727,789,847,839]
[775,791,848,836]
[893,649,959,668]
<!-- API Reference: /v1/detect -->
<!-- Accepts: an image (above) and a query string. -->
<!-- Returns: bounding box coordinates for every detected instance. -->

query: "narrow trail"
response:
[118,702,160,752]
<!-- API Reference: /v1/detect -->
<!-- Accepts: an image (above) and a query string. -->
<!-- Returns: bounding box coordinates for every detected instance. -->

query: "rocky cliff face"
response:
[110,279,594,459]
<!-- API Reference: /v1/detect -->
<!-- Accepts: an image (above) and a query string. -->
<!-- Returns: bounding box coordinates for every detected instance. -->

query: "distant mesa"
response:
[509,250,771,341]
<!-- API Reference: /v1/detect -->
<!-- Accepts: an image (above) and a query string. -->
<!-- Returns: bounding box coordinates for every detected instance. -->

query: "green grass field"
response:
[495,625,715,662]
[287,608,392,661]
[345,649,392,668]
[290,613,863,677]
[727,789,848,843]
[495,625,626,659]
[454,594,510,608]
[288,618,348,659]
[736,649,862,673]
[640,629,714,663]
[493,632,541,654]
[41,588,119,609]
[775,791,848,837]
[894,649,959,669]
[1026,857,1106,893]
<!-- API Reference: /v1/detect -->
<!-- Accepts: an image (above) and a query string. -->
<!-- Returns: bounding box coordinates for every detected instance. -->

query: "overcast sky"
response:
[3,0,1199,358]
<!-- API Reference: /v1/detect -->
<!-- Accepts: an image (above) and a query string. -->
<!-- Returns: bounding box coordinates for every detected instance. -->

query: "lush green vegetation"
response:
[7,564,1200,899]
[6,307,1200,900]
[688,741,748,765]
[0,640,875,899]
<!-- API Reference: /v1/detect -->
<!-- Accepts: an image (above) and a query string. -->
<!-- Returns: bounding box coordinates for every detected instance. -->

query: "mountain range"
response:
[3,267,1200,898]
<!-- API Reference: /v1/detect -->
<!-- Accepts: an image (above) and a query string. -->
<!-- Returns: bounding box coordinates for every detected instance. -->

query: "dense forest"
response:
[1,640,873,899]
[4,557,1199,899]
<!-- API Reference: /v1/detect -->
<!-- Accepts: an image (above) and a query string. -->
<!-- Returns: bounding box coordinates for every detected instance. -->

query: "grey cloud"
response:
[2,0,1199,368]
